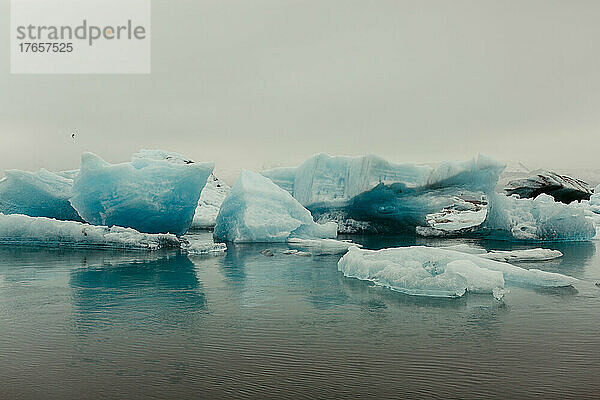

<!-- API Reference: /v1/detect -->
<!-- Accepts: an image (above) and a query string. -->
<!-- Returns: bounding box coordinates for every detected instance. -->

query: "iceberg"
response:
[213,169,337,243]
[338,246,577,299]
[70,150,213,236]
[0,168,83,222]
[262,153,504,233]
[504,169,593,204]
[190,174,231,229]
[481,193,596,241]
[0,213,179,250]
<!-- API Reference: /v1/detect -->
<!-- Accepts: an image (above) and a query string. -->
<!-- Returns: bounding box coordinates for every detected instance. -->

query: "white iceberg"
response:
[0,213,180,250]
[481,193,596,241]
[262,153,504,234]
[70,150,213,236]
[213,169,337,243]
[0,168,83,221]
[190,174,231,229]
[338,246,577,298]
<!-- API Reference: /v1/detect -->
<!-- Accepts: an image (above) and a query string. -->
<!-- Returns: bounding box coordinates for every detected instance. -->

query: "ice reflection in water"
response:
[0,234,598,399]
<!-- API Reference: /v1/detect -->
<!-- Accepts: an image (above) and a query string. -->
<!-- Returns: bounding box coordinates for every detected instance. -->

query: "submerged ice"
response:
[338,246,577,299]
[70,150,214,236]
[214,170,337,243]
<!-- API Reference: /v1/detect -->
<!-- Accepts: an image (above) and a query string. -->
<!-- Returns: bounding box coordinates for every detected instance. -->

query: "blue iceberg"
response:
[70,150,213,236]
[0,168,83,221]
[214,169,337,243]
[262,153,504,233]
[481,193,596,241]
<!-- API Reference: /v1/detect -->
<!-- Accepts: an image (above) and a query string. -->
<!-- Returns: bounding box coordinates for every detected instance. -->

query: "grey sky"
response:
[1,0,599,183]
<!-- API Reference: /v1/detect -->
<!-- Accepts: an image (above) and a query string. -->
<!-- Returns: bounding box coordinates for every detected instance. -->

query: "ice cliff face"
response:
[70,150,214,236]
[214,169,337,243]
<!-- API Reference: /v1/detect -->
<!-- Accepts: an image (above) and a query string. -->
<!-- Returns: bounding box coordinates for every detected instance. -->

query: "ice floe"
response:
[338,246,577,299]
[0,213,180,250]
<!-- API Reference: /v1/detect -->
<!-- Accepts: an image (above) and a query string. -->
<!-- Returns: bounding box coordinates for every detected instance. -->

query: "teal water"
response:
[1,233,600,399]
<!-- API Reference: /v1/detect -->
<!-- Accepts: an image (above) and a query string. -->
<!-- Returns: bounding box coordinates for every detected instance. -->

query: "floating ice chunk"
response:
[505,170,592,204]
[0,168,83,221]
[263,153,504,233]
[70,150,213,236]
[0,213,180,250]
[287,238,359,255]
[339,246,470,298]
[180,237,227,255]
[190,174,231,229]
[479,248,563,262]
[213,170,337,243]
[338,246,576,298]
[482,193,596,241]
[444,244,563,262]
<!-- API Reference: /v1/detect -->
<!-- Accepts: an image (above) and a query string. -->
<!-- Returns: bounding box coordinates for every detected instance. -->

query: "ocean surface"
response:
[1,232,600,399]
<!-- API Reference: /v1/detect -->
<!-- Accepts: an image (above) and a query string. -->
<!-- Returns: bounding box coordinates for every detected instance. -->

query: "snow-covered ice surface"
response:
[190,174,231,229]
[70,150,213,236]
[214,170,337,243]
[504,169,593,204]
[338,246,577,299]
[263,153,503,233]
[0,213,180,250]
[0,168,83,222]
[481,193,596,241]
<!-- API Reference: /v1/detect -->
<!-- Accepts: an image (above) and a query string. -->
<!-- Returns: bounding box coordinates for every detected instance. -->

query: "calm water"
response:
[1,232,600,399]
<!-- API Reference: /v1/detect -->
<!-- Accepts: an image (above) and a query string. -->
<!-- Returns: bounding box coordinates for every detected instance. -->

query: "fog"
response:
[1,0,599,183]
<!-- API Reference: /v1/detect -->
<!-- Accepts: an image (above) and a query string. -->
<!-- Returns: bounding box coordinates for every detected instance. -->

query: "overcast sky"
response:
[1,0,599,183]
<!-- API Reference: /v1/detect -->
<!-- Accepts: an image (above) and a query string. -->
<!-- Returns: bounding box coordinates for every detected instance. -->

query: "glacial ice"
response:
[190,174,231,229]
[287,238,359,255]
[444,244,563,262]
[504,169,593,204]
[70,150,214,236]
[180,237,227,255]
[338,246,577,298]
[481,193,596,241]
[0,168,83,222]
[213,169,337,243]
[0,213,180,250]
[262,153,504,233]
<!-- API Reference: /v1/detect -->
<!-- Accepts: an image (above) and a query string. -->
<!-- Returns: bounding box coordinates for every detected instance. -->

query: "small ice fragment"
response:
[260,249,275,257]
